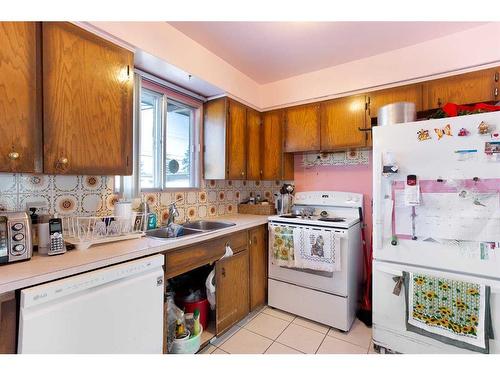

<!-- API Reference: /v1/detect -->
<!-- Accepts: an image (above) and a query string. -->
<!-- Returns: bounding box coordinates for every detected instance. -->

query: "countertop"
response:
[0,214,269,294]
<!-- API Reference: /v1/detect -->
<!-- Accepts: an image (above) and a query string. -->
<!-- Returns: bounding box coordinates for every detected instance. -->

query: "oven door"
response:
[268,222,349,296]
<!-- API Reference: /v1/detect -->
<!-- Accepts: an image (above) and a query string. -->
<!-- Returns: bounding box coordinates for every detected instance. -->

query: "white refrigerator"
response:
[372,111,500,354]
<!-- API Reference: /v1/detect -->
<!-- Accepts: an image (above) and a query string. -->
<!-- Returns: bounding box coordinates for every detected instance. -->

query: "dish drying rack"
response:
[62,213,147,250]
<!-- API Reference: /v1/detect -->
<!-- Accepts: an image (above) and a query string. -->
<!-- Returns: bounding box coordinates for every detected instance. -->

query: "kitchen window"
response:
[116,72,203,195]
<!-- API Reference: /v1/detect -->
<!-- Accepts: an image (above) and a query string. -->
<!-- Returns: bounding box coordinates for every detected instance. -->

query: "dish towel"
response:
[293,227,341,272]
[403,271,493,353]
[269,224,296,268]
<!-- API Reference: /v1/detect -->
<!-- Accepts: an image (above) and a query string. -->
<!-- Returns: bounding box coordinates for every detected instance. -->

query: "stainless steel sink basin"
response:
[182,220,236,231]
[146,227,202,239]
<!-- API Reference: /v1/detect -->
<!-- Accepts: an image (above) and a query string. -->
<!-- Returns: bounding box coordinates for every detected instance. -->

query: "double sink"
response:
[145,220,236,240]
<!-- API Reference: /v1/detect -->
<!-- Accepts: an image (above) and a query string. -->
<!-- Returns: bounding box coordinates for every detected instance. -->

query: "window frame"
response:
[115,73,204,197]
[140,79,202,192]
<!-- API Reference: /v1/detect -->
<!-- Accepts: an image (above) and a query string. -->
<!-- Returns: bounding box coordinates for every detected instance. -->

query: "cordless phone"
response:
[48,218,66,256]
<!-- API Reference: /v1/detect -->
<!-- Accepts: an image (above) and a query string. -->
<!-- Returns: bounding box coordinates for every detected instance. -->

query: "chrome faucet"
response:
[166,198,182,226]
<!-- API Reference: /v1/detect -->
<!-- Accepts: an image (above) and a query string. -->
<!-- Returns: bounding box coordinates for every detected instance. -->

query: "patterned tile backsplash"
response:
[0,173,290,226]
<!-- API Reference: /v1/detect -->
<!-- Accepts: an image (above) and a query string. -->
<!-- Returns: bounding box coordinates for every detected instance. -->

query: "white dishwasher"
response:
[18,254,165,354]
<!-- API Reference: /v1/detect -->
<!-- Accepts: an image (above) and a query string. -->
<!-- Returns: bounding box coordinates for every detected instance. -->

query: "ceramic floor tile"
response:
[276,323,326,354]
[236,307,262,327]
[198,344,217,354]
[368,341,378,354]
[261,306,295,322]
[244,312,290,340]
[327,319,372,349]
[212,348,229,354]
[292,316,330,334]
[220,328,273,354]
[210,323,242,347]
[316,336,367,354]
[264,342,304,354]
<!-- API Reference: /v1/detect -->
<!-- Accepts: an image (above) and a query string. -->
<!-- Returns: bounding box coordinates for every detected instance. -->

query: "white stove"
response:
[267,191,364,332]
[268,190,362,229]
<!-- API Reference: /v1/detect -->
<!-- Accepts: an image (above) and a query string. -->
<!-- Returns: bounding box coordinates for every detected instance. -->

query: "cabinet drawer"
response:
[225,230,248,252]
[165,230,248,278]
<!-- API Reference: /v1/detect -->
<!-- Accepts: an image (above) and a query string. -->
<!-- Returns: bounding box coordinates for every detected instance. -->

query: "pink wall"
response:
[293,154,373,250]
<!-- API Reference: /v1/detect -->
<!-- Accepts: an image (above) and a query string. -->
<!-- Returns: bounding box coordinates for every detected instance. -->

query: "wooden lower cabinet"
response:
[0,292,17,354]
[215,249,250,334]
[249,225,268,310]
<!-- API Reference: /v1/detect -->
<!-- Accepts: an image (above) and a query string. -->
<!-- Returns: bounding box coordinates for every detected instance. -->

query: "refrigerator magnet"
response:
[458,128,470,137]
[478,121,490,135]
[454,149,478,161]
[434,124,453,140]
[417,129,431,141]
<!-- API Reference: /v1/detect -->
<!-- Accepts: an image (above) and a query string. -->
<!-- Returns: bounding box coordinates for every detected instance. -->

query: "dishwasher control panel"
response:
[21,255,165,308]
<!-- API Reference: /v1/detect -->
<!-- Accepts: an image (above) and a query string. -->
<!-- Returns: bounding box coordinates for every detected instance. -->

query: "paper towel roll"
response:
[114,200,132,219]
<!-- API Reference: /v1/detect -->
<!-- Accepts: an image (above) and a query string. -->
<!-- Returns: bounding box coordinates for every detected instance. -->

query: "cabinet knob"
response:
[8,151,19,160]
[241,171,245,176]
[221,267,226,277]
[56,157,69,170]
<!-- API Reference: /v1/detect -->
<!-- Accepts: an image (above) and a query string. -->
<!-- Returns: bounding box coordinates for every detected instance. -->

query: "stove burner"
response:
[318,217,346,222]
[279,214,298,218]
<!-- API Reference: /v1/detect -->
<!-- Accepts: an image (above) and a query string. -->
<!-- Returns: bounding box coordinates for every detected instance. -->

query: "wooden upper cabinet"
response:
[42,22,134,175]
[0,22,42,173]
[367,84,423,117]
[249,225,268,311]
[320,95,367,150]
[422,68,499,110]
[226,99,247,179]
[246,108,262,180]
[284,103,320,152]
[204,97,248,180]
[261,110,285,180]
[216,250,250,334]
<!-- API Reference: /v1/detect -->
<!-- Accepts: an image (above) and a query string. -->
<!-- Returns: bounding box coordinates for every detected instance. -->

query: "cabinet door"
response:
[320,95,367,150]
[0,292,17,354]
[284,103,320,152]
[422,68,499,110]
[249,225,268,310]
[0,22,42,173]
[203,97,227,180]
[42,22,134,175]
[226,99,247,180]
[261,110,284,180]
[216,250,250,334]
[246,108,262,180]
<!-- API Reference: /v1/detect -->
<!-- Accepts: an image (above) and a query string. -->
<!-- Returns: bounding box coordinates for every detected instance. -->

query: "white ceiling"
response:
[168,22,487,84]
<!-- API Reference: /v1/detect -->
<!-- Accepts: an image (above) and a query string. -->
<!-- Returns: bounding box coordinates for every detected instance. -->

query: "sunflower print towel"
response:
[404,272,492,353]
[269,224,296,267]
